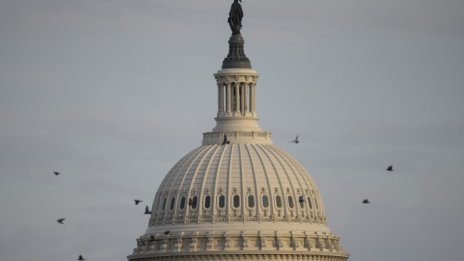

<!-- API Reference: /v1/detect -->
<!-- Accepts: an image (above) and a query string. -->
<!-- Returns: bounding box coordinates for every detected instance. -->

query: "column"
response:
[244,84,248,114]
[219,84,224,114]
[226,82,232,114]
[217,83,222,114]
[235,82,240,114]
[240,82,246,115]
[248,83,253,113]
[250,83,256,114]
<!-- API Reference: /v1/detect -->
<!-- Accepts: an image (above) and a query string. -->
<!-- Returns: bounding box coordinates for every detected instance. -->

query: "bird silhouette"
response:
[144,206,152,215]
[78,255,86,261]
[53,171,60,176]
[298,197,305,203]
[362,199,370,204]
[164,230,170,235]
[290,134,299,144]
[386,165,394,172]
[222,135,230,145]
[57,218,65,224]
[134,199,143,205]
[188,198,193,206]
[150,235,155,241]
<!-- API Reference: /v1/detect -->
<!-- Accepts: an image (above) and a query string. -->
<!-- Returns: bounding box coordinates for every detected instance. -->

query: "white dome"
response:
[151,144,327,226]
[129,143,347,261]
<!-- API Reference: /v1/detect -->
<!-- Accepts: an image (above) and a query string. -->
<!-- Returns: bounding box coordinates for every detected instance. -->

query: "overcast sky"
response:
[1,0,463,260]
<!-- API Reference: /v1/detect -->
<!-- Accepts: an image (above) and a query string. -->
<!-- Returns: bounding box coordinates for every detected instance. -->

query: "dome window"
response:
[248,195,255,208]
[307,197,312,209]
[276,195,282,208]
[170,197,176,210]
[262,195,269,208]
[162,198,167,210]
[204,195,211,209]
[233,195,240,208]
[299,196,305,208]
[218,195,226,209]
[180,197,186,210]
[288,196,294,208]
[191,196,198,209]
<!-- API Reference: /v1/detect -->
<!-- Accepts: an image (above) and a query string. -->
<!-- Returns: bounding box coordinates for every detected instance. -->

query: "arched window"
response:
[299,196,305,208]
[162,198,167,210]
[170,197,175,210]
[191,196,198,209]
[218,195,226,209]
[180,197,186,210]
[233,195,240,208]
[276,195,282,208]
[262,195,269,208]
[307,197,312,209]
[204,195,211,209]
[248,195,255,208]
[288,196,294,208]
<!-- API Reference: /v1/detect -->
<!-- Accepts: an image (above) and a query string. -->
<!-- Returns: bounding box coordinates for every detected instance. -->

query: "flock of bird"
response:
[53,171,151,260]
[362,164,394,204]
[53,133,393,259]
[288,134,395,205]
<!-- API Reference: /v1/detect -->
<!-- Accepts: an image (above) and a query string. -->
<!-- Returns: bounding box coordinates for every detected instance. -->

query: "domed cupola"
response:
[128,1,349,261]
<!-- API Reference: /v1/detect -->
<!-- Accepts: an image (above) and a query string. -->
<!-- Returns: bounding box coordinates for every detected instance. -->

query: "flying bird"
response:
[222,135,230,145]
[144,206,152,215]
[53,171,60,176]
[362,199,370,204]
[134,199,143,205]
[386,165,394,172]
[78,255,86,261]
[290,134,299,144]
[57,218,65,224]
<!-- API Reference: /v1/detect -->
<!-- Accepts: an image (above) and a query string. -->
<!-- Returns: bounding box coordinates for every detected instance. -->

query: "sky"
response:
[1,0,463,260]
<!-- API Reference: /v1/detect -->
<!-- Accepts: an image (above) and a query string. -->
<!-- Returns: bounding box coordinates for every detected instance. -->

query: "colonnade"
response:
[217,81,256,117]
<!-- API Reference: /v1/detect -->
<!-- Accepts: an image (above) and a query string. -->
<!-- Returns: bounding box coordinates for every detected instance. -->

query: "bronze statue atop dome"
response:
[222,0,251,68]
[228,0,243,34]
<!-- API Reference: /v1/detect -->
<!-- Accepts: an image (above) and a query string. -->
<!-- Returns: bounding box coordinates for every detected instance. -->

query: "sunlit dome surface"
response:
[150,143,327,227]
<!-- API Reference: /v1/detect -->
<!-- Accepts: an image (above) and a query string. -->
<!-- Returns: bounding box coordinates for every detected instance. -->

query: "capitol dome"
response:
[128,2,348,261]
[151,142,328,227]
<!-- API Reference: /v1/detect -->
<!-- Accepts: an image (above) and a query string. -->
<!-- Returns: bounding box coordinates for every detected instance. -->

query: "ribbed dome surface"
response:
[150,144,326,226]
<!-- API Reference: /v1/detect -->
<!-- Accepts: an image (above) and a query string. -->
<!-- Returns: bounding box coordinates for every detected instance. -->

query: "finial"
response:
[228,0,243,34]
